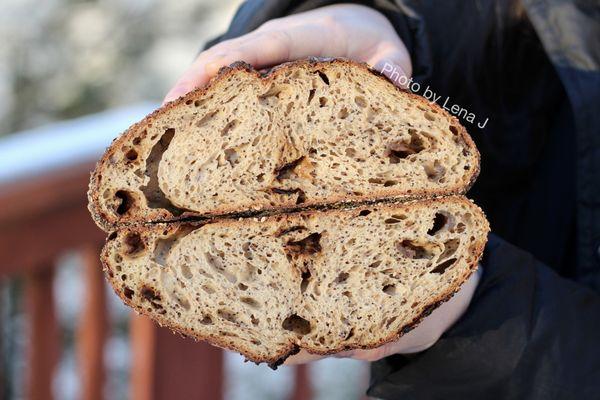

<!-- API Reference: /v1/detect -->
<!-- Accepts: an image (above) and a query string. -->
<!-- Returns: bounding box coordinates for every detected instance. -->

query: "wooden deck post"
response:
[77,245,108,400]
[25,266,59,400]
[130,315,224,400]
[291,364,312,400]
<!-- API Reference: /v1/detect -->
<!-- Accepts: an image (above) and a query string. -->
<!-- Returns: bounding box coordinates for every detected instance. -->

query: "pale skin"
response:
[164,4,480,364]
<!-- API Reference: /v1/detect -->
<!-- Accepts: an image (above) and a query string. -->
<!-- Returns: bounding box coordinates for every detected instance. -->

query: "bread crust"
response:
[90,58,487,367]
[88,57,480,232]
[100,196,488,368]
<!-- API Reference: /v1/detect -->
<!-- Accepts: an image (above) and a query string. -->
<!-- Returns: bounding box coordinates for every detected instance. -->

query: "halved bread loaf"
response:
[89,58,479,231]
[102,196,488,367]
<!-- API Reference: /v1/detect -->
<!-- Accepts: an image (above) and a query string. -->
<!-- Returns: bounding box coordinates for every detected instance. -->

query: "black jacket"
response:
[207,1,600,398]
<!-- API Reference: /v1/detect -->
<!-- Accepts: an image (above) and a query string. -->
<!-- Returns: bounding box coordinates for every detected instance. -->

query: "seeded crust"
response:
[88,58,480,232]
[101,196,488,368]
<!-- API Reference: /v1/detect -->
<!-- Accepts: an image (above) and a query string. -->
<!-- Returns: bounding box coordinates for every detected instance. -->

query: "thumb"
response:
[370,48,412,89]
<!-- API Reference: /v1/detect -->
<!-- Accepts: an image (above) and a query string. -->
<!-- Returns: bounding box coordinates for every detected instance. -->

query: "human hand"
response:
[285,267,481,364]
[164,3,411,103]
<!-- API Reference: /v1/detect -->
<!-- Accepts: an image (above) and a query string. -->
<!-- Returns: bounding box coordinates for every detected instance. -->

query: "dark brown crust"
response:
[88,57,480,232]
[100,196,489,367]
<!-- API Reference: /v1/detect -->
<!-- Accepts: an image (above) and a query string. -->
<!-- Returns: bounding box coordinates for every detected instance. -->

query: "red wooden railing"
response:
[0,160,314,399]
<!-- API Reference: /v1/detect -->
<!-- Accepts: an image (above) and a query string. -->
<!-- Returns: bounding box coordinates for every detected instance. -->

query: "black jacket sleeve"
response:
[368,234,600,399]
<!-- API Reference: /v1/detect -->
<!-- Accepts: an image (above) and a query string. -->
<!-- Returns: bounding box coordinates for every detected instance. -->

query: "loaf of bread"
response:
[88,58,489,367]
[103,196,488,367]
[88,58,479,231]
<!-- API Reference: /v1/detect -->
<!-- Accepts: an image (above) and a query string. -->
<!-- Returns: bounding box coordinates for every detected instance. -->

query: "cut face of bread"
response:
[89,59,479,230]
[89,58,489,366]
[103,196,488,366]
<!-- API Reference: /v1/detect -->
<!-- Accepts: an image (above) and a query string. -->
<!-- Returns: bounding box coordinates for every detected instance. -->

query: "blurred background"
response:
[0,0,369,399]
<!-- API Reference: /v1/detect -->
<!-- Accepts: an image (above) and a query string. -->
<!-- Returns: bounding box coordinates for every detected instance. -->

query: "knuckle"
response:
[258,17,282,31]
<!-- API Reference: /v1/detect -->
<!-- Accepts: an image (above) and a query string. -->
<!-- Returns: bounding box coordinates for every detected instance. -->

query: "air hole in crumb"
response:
[307,89,316,104]
[221,119,239,137]
[424,160,446,181]
[397,240,434,259]
[317,71,329,85]
[108,232,118,240]
[354,96,367,108]
[238,283,248,291]
[123,287,134,299]
[258,84,283,104]
[140,286,164,310]
[240,297,260,309]
[139,128,180,213]
[449,125,459,135]
[440,239,460,260]
[386,134,426,163]
[424,112,436,121]
[285,233,322,255]
[335,272,349,284]
[195,111,217,127]
[276,225,308,237]
[180,264,192,279]
[319,97,327,107]
[217,309,238,323]
[382,284,396,295]
[338,107,349,119]
[123,233,144,255]
[455,222,466,233]
[224,148,239,167]
[271,187,307,204]
[200,315,213,325]
[368,260,382,268]
[274,156,305,180]
[385,316,397,328]
[282,314,312,335]
[358,210,372,217]
[242,242,256,260]
[202,285,215,294]
[384,217,403,224]
[125,149,138,161]
[115,190,133,215]
[300,270,311,293]
[431,258,457,274]
[296,189,307,204]
[345,328,355,340]
[428,213,448,235]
